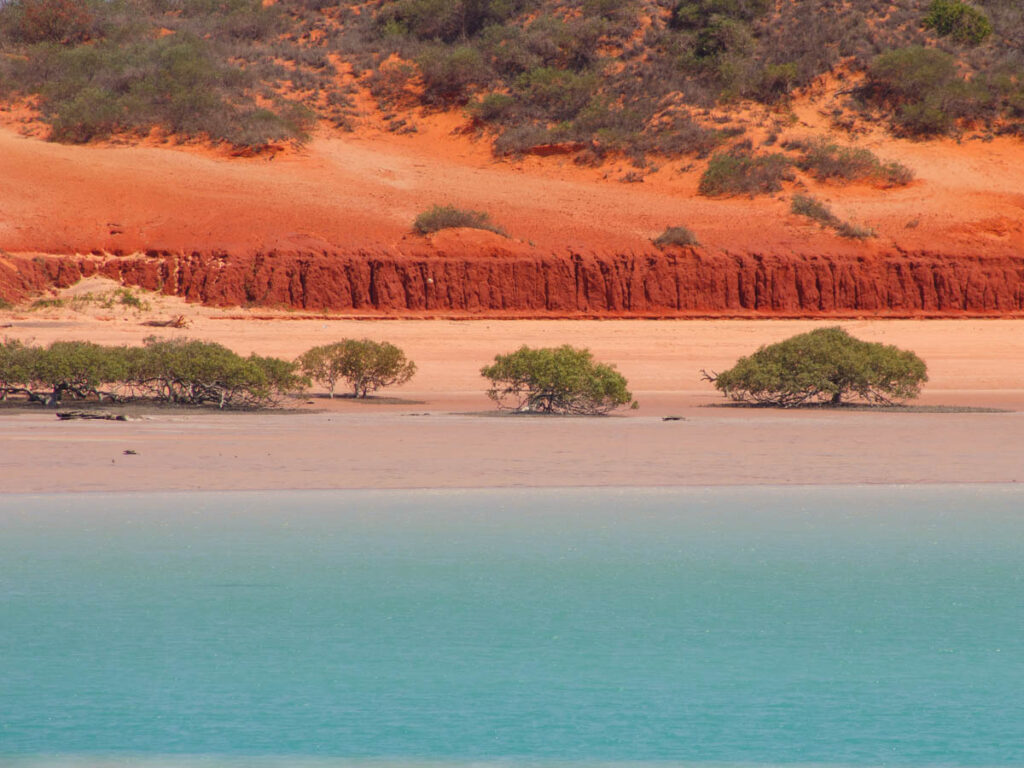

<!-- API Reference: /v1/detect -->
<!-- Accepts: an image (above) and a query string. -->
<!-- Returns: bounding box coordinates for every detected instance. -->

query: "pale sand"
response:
[1,308,1023,492]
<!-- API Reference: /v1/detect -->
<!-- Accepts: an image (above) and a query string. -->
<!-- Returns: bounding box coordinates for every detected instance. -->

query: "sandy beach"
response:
[2,301,1023,493]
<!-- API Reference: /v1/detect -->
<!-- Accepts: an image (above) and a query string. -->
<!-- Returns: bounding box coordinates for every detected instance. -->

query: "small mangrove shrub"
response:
[481,344,634,415]
[706,327,928,407]
[297,339,416,398]
[0,337,305,407]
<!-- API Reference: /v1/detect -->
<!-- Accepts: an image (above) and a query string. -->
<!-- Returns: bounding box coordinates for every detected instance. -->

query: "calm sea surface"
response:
[1,486,1022,767]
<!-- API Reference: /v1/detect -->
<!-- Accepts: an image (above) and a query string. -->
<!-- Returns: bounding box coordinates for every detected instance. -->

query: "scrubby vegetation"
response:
[653,225,700,248]
[0,0,318,146]
[413,205,506,236]
[785,138,914,186]
[481,344,634,414]
[923,0,992,45]
[1,0,1022,150]
[791,194,876,239]
[698,143,792,196]
[297,339,416,397]
[339,0,1024,152]
[0,337,305,407]
[861,43,1024,137]
[705,327,928,406]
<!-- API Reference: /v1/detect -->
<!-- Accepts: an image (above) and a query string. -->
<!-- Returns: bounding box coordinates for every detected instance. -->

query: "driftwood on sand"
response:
[141,315,189,328]
[56,410,129,421]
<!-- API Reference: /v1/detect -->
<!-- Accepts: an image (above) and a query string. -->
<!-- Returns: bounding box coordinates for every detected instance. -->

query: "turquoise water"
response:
[1,486,1022,766]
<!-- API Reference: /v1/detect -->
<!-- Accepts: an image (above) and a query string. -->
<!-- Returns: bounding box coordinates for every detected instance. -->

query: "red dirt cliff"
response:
[4,248,1023,316]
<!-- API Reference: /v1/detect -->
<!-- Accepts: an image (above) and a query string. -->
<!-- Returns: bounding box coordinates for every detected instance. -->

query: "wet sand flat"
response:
[2,406,1022,493]
[1,315,1022,493]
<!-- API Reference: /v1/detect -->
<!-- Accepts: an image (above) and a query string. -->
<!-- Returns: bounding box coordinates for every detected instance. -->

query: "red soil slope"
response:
[2,104,1023,316]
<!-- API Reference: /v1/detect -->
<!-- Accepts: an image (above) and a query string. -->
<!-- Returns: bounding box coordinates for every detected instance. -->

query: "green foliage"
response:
[130,337,306,407]
[376,0,525,43]
[111,288,149,311]
[653,225,700,248]
[786,137,914,186]
[29,340,126,402]
[710,327,927,406]
[29,297,66,309]
[669,0,772,30]
[0,337,304,407]
[2,0,1022,160]
[698,145,792,196]
[0,0,96,44]
[834,221,877,240]
[0,0,308,147]
[297,339,416,398]
[513,66,599,122]
[791,194,876,239]
[791,194,838,225]
[481,344,633,414]
[491,123,553,155]
[467,92,516,122]
[863,46,998,136]
[752,62,798,103]
[923,0,992,45]
[867,46,959,103]
[416,44,486,103]
[0,338,36,397]
[413,204,507,235]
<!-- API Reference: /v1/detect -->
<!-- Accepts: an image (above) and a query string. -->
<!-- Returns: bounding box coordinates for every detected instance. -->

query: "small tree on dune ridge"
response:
[297,339,417,398]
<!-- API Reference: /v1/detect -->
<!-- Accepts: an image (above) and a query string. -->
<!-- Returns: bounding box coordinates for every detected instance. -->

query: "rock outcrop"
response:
[3,248,1024,316]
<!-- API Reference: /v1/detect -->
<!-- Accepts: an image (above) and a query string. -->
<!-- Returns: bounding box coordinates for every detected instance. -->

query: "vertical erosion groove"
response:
[1,250,1024,316]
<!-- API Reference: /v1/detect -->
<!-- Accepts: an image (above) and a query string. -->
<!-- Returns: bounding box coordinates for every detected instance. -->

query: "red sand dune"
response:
[2,101,1024,316]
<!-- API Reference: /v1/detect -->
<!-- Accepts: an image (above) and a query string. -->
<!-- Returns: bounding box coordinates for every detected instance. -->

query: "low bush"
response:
[481,344,634,414]
[923,0,992,45]
[862,46,998,136]
[834,221,877,239]
[698,145,793,196]
[0,0,96,45]
[413,205,507,236]
[0,0,309,148]
[791,194,839,226]
[513,66,599,122]
[491,123,553,156]
[707,327,928,406]
[467,92,516,123]
[786,137,914,186]
[791,194,876,239]
[653,226,700,248]
[297,339,416,398]
[416,44,487,103]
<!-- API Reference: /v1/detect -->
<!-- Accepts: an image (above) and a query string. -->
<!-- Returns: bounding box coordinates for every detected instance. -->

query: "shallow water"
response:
[1,487,1022,765]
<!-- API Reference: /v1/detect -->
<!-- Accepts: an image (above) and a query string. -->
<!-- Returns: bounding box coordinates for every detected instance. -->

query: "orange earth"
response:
[1,91,1023,316]
[2,290,1024,492]
[2,94,1024,492]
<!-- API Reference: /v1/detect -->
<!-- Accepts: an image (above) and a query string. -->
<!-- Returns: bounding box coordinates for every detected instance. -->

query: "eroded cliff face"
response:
[3,248,1024,316]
